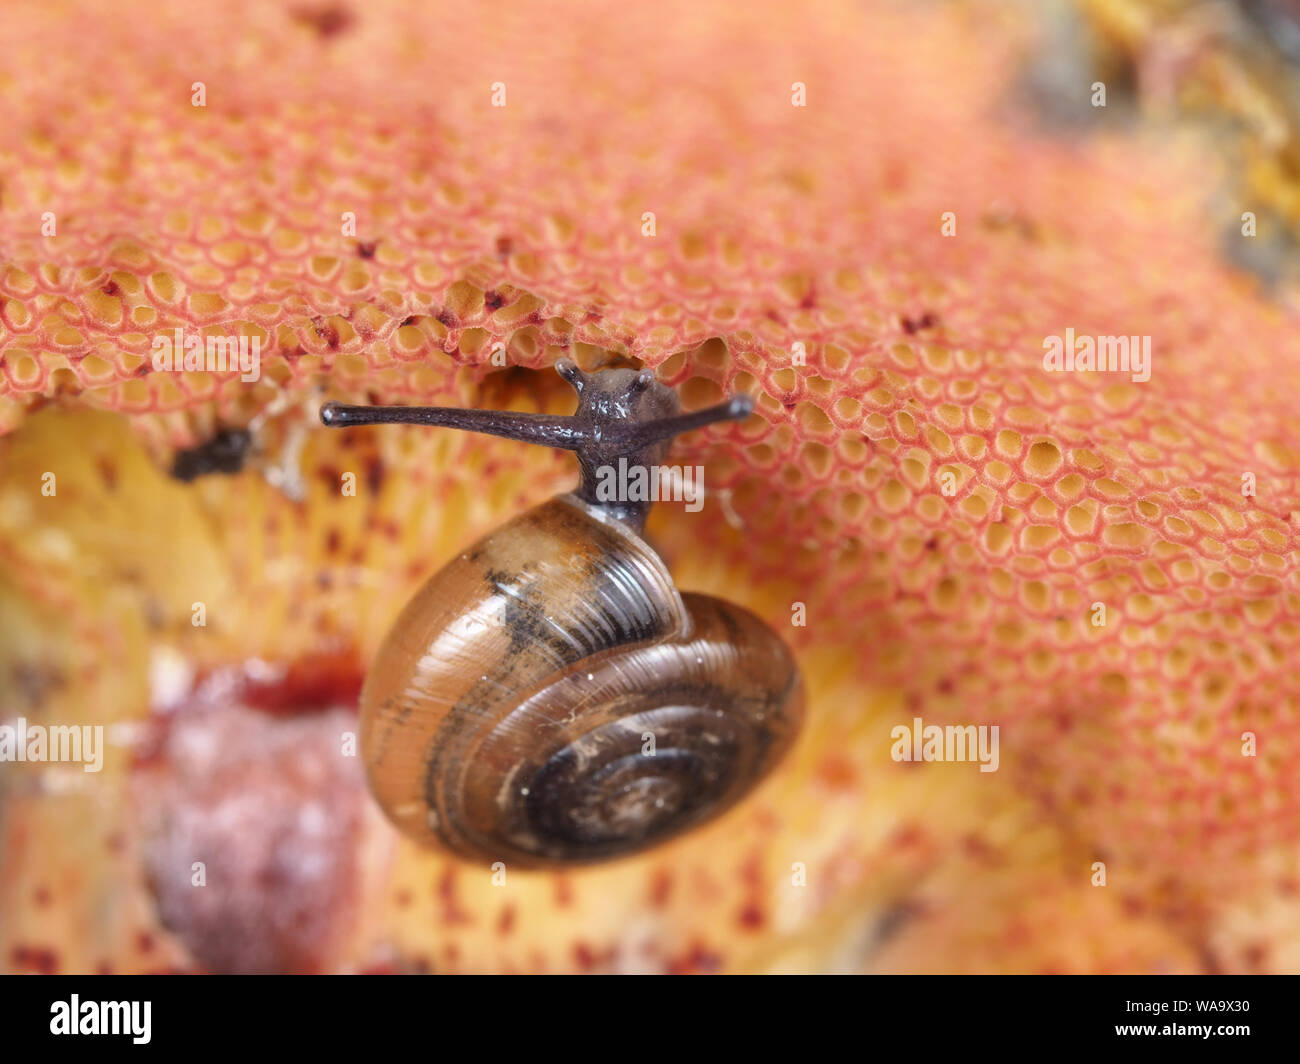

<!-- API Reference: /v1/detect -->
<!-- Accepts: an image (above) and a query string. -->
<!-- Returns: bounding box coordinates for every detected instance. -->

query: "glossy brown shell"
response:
[360,495,804,867]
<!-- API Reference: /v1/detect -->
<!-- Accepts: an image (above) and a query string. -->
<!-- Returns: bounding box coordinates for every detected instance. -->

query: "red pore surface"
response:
[0,0,1298,964]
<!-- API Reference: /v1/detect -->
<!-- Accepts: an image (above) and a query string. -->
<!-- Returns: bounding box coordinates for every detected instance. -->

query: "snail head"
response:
[320,359,754,529]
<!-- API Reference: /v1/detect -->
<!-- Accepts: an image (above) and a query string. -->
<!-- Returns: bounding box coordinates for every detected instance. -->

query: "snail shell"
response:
[361,494,803,867]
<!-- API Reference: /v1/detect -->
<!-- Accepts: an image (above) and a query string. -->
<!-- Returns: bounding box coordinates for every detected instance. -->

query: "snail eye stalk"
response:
[319,401,593,450]
[321,359,755,531]
[320,361,753,454]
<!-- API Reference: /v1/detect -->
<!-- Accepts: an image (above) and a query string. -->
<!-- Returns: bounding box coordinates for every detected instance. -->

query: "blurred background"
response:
[2,0,1300,973]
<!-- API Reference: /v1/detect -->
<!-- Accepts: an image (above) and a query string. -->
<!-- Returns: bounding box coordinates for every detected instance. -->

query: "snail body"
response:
[321,361,803,867]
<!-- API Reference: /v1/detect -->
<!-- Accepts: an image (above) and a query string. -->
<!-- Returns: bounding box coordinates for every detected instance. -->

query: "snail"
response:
[319,359,804,867]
